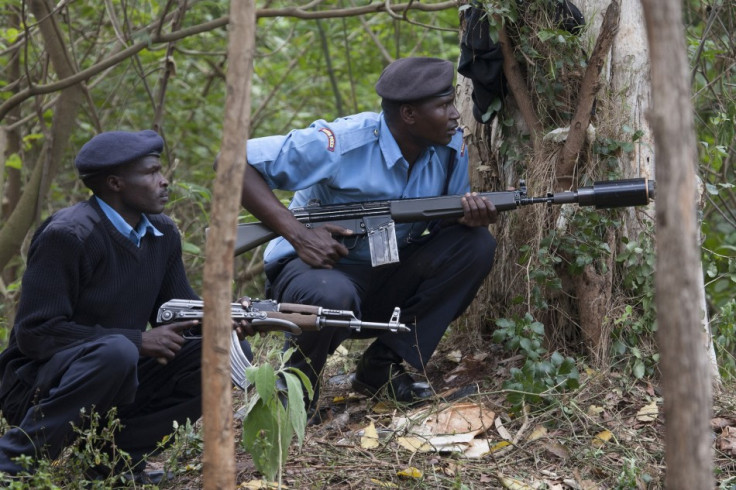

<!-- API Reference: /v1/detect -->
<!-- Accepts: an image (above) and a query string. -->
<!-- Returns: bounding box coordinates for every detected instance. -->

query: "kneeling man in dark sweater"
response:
[0,130,250,483]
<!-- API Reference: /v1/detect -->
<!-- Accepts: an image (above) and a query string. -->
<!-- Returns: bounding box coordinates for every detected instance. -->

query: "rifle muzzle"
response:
[546,178,656,209]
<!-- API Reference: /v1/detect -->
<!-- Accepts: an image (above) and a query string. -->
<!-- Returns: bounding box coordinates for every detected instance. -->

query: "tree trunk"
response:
[456,0,660,365]
[201,1,255,489]
[640,0,714,486]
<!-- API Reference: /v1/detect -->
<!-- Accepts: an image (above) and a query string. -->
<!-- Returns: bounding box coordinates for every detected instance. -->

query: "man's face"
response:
[406,93,460,146]
[112,155,170,218]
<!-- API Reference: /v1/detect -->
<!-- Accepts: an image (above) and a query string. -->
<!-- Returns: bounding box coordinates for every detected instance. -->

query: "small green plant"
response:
[614,457,653,489]
[239,347,313,483]
[547,207,620,276]
[611,230,658,379]
[517,244,562,310]
[160,417,204,475]
[493,313,546,360]
[0,407,139,488]
[493,314,580,411]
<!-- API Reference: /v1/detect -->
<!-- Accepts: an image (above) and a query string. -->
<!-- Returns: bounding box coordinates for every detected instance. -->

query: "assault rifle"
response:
[156,298,408,389]
[235,178,655,267]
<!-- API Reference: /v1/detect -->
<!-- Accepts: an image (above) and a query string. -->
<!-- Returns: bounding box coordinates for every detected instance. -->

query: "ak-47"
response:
[156,298,408,336]
[235,178,656,266]
[156,298,409,389]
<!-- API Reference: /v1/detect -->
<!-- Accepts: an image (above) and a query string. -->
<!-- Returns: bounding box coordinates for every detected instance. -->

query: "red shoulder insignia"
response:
[318,128,336,152]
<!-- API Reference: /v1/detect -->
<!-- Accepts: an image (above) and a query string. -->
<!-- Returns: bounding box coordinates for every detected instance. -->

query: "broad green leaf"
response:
[246,363,277,402]
[4,153,21,170]
[282,371,307,446]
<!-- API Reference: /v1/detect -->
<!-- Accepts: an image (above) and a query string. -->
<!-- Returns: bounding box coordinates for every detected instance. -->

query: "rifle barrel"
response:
[523,178,655,209]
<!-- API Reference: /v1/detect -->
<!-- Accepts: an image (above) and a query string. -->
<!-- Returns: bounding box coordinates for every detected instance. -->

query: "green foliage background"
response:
[0,0,735,374]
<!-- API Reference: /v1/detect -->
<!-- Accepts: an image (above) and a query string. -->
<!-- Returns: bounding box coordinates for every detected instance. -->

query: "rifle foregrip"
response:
[258,311,319,332]
[276,303,322,315]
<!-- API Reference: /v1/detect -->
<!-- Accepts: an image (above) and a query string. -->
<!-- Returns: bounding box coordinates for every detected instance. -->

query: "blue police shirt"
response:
[95,196,163,247]
[246,112,470,265]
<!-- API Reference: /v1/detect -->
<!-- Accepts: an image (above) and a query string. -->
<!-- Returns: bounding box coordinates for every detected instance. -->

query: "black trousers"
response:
[0,334,202,474]
[267,224,496,400]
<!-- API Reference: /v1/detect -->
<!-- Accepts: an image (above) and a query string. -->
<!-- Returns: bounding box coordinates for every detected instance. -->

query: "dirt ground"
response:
[154,336,736,489]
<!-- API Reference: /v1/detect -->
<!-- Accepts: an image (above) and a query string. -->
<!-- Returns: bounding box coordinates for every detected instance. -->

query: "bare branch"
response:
[497,24,543,153]
[557,0,620,190]
[0,1,458,123]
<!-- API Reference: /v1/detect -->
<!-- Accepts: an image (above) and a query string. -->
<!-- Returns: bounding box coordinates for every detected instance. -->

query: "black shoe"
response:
[352,341,433,403]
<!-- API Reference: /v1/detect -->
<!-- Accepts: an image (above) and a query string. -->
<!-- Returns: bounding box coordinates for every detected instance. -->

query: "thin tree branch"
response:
[0,1,458,123]
[497,23,543,153]
[557,0,620,190]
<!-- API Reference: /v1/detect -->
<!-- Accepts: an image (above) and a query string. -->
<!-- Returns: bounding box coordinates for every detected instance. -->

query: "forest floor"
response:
[154,334,736,490]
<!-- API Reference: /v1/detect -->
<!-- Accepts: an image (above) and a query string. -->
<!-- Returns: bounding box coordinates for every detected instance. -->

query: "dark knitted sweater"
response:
[0,198,198,379]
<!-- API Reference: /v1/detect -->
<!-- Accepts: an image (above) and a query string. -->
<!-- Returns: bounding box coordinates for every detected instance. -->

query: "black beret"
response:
[375,57,455,101]
[75,129,163,177]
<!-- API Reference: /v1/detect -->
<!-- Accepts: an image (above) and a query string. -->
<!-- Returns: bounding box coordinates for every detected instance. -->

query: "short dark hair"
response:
[381,98,403,124]
[81,173,108,194]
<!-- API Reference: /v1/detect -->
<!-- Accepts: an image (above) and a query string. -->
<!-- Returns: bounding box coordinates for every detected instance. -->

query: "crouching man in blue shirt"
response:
[241,57,498,417]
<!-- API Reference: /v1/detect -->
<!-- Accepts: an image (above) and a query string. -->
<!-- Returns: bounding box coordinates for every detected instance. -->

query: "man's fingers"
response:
[166,319,199,333]
[322,223,354,236]
[460,193,498,226]
[234,320,256,338]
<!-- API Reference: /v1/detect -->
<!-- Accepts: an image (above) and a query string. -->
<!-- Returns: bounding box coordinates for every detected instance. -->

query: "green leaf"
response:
[246,363,277,402]
[4,153,21,170]
[181,241,201,255]
[495,318,516,329]
[633,360,646,379]
[537,30,556,42]
[530,321,545,336]
[519,337,532,353]
[550,351,564,367]
[283,371,307,446]
[286,366,314,401]
[1,27,19,44]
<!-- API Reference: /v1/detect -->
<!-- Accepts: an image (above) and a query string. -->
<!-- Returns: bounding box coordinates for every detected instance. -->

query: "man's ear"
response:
[106,174,124,192]
[399,103,417,125]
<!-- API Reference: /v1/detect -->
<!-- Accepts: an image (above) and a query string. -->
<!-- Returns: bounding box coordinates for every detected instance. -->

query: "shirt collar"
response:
[95,195,163,247]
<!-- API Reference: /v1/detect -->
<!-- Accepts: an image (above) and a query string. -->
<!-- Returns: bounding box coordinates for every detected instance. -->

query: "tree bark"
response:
[640,0,713,487]
[201,0,255,488]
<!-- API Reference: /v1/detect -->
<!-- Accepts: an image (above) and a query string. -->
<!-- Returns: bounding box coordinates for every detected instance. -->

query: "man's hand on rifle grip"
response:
[235,296,258,339]
[144,320,199,365]
[458,192,499,227]
[291,223,352,269]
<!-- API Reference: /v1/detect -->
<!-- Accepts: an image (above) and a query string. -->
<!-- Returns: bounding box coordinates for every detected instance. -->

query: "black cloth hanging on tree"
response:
[458,1,585,124]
